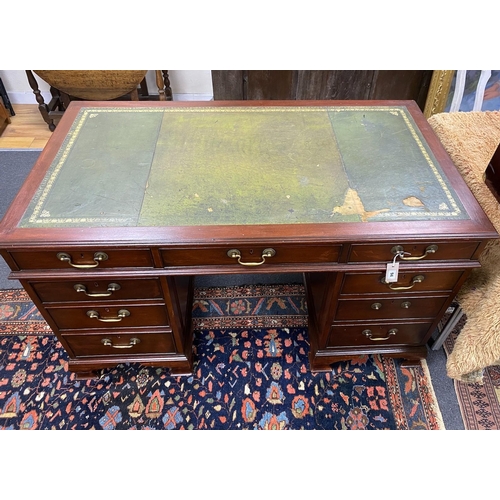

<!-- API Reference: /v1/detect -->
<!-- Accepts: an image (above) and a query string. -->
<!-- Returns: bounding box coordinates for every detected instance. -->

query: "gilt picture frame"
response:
[423,70,455,118]
[424,70,500,117]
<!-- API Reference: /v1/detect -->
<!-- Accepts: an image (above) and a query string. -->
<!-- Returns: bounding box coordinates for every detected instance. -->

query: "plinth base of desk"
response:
[68,353,193,380]
[309,345,428,372]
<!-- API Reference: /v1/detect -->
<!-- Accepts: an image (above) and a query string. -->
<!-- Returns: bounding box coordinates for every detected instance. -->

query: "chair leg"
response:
[156,70,173,101]
[138,77,149,98]
[431,305,464,350]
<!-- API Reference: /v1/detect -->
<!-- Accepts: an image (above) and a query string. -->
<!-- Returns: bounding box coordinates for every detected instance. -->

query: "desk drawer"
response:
[341,270,465,295]
[47,304,169,330]
[30,278,163,303]
[348,241,480,263]
[160,244,342,267]
[63,331,176,357]
[327,322,431,348]
[9,248,154,270]
[335,296,447,321]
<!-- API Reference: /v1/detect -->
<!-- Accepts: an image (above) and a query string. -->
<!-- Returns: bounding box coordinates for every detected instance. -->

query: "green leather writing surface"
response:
[141,108,349,226]
[19,106,467,228]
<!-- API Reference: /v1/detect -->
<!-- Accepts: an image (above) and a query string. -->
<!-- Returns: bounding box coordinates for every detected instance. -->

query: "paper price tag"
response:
[385,261,399,283]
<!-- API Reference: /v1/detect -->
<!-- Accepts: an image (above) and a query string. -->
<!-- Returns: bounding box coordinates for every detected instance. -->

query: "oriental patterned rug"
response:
[0,286,444,430]
[443,315,500,430]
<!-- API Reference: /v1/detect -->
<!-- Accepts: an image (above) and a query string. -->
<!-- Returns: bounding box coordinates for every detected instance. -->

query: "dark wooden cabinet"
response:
[0,100,495,379]
[0,100,11,136]
[212,70,433,110]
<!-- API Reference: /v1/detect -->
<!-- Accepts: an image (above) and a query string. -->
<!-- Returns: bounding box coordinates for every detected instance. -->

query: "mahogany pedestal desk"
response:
[0,100,496,379]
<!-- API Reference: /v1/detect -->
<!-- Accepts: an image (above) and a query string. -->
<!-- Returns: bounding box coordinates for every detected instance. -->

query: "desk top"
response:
[0,100,496,246]
[19,102,466,228]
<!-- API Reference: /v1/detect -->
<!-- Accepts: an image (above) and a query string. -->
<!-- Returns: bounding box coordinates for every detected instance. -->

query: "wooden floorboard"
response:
[0,104,52,149]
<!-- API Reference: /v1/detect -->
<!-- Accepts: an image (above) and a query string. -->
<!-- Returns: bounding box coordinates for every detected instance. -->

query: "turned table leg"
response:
[26,70,57,131]
[156,70,173,101]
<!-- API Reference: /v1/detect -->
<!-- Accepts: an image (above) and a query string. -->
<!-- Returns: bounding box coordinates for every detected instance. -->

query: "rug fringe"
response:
[421,359,446,430]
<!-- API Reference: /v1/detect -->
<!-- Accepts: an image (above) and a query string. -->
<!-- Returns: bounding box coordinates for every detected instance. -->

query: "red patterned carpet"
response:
[0,286,444,430]
[444,316,500,429]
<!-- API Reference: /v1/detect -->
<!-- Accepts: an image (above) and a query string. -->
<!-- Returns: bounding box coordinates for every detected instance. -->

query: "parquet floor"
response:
[0,104,52,149]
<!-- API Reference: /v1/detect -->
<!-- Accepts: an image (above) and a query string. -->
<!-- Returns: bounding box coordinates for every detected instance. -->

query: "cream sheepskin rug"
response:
[428,111,500,383]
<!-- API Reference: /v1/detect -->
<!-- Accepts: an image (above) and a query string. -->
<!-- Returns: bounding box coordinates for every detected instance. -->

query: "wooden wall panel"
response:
[211,70,245,100]
[246,70,295,100]
[296,70,376,100]
[370,70,433,109]
[212,70,433,110]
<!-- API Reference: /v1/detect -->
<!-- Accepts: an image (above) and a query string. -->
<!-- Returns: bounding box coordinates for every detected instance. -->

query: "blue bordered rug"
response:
[0,287,444,429]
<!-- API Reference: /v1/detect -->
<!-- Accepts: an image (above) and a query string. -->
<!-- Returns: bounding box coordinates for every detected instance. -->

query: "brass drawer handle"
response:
[363,328,398,341]
[401,301,412,309]
[382,275,425,290]
[371,302,382,310]
[57,251,108,268]
[101,337,140,349]
[227,248,276,266]
[86,309,130,322]
[391,244,438,260]
[74,283,121,297]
